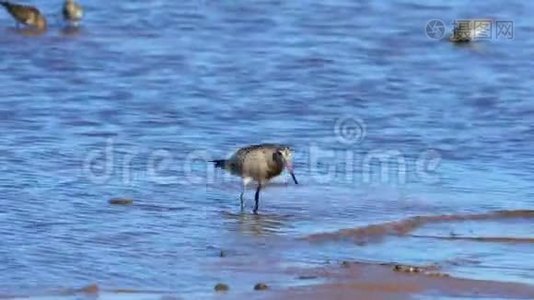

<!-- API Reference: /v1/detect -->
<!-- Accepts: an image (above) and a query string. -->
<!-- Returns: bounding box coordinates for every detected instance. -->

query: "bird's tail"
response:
[211,159,227,169]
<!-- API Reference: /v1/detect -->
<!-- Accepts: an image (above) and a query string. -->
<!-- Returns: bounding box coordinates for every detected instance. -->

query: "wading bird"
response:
[0,1,47,31]
[212,144,298,214]
[62,0,83,26]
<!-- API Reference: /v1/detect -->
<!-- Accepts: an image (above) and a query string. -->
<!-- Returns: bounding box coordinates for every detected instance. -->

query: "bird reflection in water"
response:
[222,211,292,236]
[61,25,82,36]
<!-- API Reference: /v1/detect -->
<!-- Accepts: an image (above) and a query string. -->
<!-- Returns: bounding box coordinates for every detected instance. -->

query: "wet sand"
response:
[2,209,533,299]
[4,261,534,300]
[254,261,534,300]
[251,209,534,299]
[305,210,534,244]
[272,263,534,299]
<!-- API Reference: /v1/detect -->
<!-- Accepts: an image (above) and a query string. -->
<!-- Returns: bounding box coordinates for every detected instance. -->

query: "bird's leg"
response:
[239,190,245,211]
[253,184,262,215]
[240,178,251,211]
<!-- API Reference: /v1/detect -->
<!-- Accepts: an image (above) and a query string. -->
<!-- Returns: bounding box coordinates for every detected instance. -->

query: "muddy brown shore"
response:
[2,209,533,299]
[3,262,533,300]
[246,209,534,299]
[305,209,534,244]
[250,261,534,300]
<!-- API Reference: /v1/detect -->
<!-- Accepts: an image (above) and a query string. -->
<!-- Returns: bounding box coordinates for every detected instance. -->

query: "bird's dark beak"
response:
[290,171,299,185]
[285,161,298,184]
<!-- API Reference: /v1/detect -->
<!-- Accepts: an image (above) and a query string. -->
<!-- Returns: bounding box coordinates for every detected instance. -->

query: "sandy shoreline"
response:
[3,261,533,299]
[3,209,534,299]
[253,261,534,300]
[304,209,534,244]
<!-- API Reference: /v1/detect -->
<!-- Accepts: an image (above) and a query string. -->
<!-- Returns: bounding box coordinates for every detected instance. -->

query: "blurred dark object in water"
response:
[254,283,269,291]
[0,1,47,31]
[63,0,83,26]
[61,24,82,36]
[108,198,134,205]
[214,283,229,292]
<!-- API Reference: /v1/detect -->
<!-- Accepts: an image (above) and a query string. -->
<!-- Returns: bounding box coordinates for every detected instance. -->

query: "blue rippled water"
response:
[1,0,533,298]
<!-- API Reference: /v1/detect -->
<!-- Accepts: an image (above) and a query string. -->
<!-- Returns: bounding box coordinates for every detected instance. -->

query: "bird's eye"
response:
[273,150,283,160]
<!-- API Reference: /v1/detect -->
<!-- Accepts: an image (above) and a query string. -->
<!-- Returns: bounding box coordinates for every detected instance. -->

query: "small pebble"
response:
[108,198,134,205]
[254,283,268,291]
[297,275,318,280]
[214,283,229,292]
[80,283,99,294]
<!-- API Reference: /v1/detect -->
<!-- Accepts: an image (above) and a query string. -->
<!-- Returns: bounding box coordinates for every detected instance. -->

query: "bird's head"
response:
[274,146,298,184]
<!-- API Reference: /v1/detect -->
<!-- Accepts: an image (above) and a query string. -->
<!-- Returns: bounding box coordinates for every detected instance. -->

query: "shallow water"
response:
[1,0,533,298]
